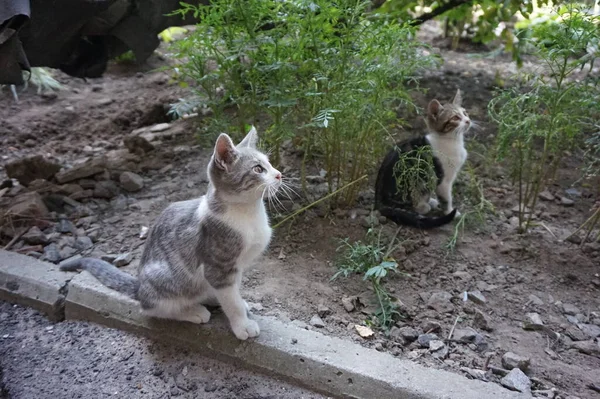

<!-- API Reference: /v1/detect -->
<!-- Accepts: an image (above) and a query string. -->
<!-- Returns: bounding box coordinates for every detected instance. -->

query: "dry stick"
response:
[4,229,26,250]
[565,206,600,242]
[272,175,368,229]
[447,315,460,340]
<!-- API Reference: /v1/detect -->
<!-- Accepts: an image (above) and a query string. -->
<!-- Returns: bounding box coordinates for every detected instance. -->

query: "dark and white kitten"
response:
[375,89,470,229]
[61,127,282,340]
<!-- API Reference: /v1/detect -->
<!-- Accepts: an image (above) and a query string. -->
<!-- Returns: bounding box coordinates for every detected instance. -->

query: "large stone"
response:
[56,156,106,183]
[0,249,70,320]
[570,340,600,357]
[427,291,454,313]
[22,226,50,245]
[119,172,144,192]
[5,155,62,185]
[5,192,49,227]
[502,352,531,372]
[579,324,600,339]
[501,368,531,393]
[94,181,120,199]
[417,333,439,348]
[104,149,140,172]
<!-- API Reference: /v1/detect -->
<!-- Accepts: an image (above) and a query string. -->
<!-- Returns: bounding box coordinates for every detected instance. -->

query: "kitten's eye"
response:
[253,165,264,173]
[452,116,461,121]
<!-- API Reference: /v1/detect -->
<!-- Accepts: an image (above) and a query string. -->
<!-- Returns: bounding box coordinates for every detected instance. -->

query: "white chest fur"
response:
[426,133,467,183]
[221,201,272,268]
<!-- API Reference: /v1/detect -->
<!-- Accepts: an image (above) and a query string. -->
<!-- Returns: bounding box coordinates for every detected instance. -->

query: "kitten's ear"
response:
[238,125,258,148]
[427,99,443,119]
[213,133,237,171]
[452,89,462,106]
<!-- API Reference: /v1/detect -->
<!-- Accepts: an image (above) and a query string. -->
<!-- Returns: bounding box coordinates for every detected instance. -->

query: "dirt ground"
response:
[0,302,325,399]
[0,21,599,399]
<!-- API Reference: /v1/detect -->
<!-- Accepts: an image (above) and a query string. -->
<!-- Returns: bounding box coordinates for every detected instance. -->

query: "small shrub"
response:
[171,0,437,206]
[489,7,600,233]
[333,228,408,331]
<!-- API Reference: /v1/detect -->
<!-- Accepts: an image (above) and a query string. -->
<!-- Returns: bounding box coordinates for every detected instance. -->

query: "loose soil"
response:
[1,21,598,399]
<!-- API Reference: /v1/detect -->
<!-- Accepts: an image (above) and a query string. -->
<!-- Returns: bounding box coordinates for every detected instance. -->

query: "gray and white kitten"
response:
[61,127,282,340]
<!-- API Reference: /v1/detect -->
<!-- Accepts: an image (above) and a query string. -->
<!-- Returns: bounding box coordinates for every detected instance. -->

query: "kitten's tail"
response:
[379,206,457,229]
[60,258,138,298]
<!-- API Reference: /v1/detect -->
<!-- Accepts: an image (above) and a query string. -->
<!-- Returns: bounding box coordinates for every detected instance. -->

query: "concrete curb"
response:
[1,250,531,399]
[0,250,71,321]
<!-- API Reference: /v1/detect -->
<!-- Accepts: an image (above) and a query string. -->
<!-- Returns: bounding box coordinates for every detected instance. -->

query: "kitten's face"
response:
[426,89,471,136]
[208,127,282,202]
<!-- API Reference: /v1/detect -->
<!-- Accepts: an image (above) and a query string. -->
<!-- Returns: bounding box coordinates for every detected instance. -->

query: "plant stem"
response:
[272,175,368,229]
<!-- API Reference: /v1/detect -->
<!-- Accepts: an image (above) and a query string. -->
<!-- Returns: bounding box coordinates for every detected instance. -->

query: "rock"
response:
[124,135,155,155]
[119,172,144,192]
[22,226,49,245]
[501,368,531,393]
[562,303,580,316]
[453,328,478,343]
[96,98,114,106]
[150,123,171,132]
[467,290,487,305]
[93,181,119,199]
[355,324,374,338]
[398,326,419,343]
[528,294,544,306]
[341,296,356,312]
[59,246,77,260]
[5,155,62,185]
[113,253,133,267]
[427,291,454,313]
[74,236,93,251]
[417,333,439,348]
[429,340,448,359]
[453,270,472,280]
[579,324,600,339]
[56,156,106,183]
[566,326,587,341]
[474,309,493,331]
[570,340,600,357]
[523,313,544,330]
[5,192,49,227]
[42,243,61,263]
[460,367,487,380]
[538,190,555,201]
[560,197,575,206]
[57,219,75,234]
[140,226,149,239]
[310,315,325,328]
[70,190,93,200]
[502,352,530,372]
[422,320,442,333]
[317,304,332,318]
[101,254,118,263]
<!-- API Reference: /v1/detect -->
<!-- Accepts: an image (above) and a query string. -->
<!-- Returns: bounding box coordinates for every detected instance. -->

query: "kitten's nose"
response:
[275,172,282,181]
[466,119,471,125]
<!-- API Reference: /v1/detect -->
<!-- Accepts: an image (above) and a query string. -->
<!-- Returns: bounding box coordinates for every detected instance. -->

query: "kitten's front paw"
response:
[428,198,440,209]
[454,210,462,218]
[231,318,260,340]
[182,306,211,324]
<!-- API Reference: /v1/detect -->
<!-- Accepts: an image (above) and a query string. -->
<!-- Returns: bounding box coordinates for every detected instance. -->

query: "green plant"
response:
[446,162,494,251]
[114,50,136,64]
[377,0,565,65]
[489,7,600,233]
[392,145,437,205]
[333,228,408,331]
[171,0,436,206]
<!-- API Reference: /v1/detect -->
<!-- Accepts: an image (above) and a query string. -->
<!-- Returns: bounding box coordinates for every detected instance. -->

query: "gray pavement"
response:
[0,302,326,399]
